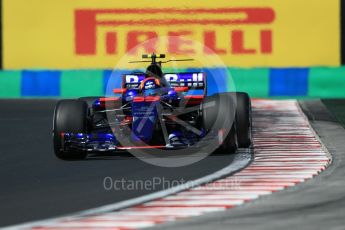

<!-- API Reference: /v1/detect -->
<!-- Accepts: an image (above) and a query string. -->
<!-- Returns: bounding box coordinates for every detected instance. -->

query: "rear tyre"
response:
[235,92,252,148]
[53,100,88,160]
[202,93,238,154]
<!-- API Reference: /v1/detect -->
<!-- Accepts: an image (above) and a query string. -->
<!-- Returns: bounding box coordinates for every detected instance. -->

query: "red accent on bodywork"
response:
[145,96,160,102]
[133,96,160,102]
[98,97,121,109]
[133,97,145,102]
[174,87,189,92]
[99,97,120,102]
[184,95,204,105]
[113,88,127,94]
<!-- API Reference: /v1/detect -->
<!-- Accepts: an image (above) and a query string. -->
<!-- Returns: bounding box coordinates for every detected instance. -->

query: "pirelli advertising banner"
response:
[3,0,340,69]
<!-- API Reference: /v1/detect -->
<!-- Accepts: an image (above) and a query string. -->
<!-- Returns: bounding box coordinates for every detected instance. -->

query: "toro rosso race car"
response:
[53,54,252,160]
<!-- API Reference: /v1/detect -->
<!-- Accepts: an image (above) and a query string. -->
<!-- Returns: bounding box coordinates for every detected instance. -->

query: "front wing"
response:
[60,133,199,152]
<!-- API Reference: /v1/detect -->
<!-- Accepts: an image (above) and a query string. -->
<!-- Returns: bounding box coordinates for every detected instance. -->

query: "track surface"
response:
[10,100,329,230]
[0,99,238,227]
[150,100,345,230]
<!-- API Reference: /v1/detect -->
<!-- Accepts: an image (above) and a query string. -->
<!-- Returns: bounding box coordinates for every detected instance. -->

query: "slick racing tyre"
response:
[235,92,252,148]
[53,100,88,160]
[202,93,238,154]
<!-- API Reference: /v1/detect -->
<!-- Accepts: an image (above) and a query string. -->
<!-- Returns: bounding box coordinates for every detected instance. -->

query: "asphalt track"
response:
[149,100,345,230]
[0,99,241,227]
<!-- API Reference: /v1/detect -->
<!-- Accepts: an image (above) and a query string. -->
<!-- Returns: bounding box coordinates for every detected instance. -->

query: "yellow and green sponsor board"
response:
[3,0,340,69]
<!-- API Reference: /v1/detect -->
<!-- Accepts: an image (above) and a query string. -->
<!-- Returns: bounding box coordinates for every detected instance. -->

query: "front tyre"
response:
[202,93,238,154]
[235,92,252,148]
[53,100,88,160]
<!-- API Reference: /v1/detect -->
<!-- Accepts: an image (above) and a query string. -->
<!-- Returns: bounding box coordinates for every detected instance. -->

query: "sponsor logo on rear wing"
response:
[123,72,205,89]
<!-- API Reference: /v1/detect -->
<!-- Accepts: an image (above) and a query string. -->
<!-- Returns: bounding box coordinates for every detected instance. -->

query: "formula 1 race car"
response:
[53,54,252,160]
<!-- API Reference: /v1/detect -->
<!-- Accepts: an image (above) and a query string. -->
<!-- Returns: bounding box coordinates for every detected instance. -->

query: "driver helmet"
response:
[139,64,164,91]
[145,63,163,79]
[139,77,161,91]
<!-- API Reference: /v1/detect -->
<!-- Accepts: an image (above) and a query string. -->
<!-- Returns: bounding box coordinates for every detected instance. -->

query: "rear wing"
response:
[122,72,205,90]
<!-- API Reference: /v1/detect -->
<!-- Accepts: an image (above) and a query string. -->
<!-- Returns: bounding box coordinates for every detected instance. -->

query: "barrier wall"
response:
[0,0,344,98]
[2,0,340,69]
[1,67,345,98]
